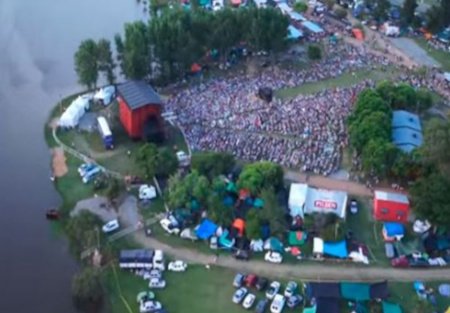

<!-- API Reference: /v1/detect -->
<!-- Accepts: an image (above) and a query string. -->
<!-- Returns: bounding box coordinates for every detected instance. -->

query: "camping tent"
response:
[219,229,235,249]
[58,95,91,128]
[314,238,348,258]
[352,28,364,40]
[232,218,245,236]
[383,222,405,241]
[382,301,402,313]
[195,219,218,239]
[341,282,371,301]
[254,198,264,208]
[303,306,317,313]
[265,237,283,253]
[288,231,307,246]
[288,183,308,218]
[308,282,341,299]
[94,85,115,105]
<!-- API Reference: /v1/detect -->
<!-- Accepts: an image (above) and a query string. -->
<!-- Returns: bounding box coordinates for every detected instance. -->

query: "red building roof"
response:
[117,80,162,110]
[373,190,410,223]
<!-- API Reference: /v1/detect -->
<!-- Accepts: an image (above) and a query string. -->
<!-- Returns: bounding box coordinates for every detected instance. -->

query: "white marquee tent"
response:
[58,95,91,128]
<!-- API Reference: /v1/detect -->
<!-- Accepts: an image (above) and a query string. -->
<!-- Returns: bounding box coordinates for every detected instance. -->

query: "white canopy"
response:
[58,95,91,128]
[94,85,115,105]
[288,183,308,218]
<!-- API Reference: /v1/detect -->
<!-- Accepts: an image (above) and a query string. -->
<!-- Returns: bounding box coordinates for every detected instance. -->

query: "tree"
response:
[66,212,102,257]
[391,83,417,111]
[238,162,284,194]
[74,39,99,89]
[307,45,322,60]
[245,210,261,239]
[191,151,235,180]
[156,147,179,177]
[421,118,450,173]
[259,188,286,238]
[349,111,391,153]
[415,89,433,113]
[401,0,417,25]
[167,170,210,209]
[105,179,122,205]
[207,193,233,226]
[72,267,103,312]
[97,39,116,84]
[361,139,398,178]
[294,2,308,13]
[120,21,150,79]
[410,171,450,227]
[135,143,159,180]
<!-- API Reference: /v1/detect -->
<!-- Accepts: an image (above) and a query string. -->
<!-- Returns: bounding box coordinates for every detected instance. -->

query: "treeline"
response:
[347,81,432,180]
[75,7,289,88]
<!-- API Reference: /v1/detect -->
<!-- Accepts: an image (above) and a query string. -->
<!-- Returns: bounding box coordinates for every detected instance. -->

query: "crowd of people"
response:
[166,43,386,175]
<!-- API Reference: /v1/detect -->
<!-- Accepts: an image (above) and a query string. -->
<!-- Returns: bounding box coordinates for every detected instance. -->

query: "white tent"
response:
[94,85,116,105]
[288,183,308,218]
[58,95,91,128]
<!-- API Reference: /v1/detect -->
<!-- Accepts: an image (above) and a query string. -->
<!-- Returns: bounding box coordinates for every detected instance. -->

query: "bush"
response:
[307,45,322,60]
[334,7,347,19]
[294,1,308,13]
[72,267,104,312]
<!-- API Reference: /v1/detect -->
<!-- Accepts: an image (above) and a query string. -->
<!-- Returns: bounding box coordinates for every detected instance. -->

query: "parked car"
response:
[78,163,96,176]
[284,281,298,298]
[286,294,303,308]
[234,249,250,261]
[264,251,283,264]
[160,218,180,235]
[233,273,245,288]
[270,294,285,313]
[232,287,248,304]
[242,293,256,309]
[82,166,102,183]
[143,270,162,280]
[136,291,155,303]
[102,219,119,233]
[139,300,162,313]
[244,274,258,288]
[256,277,269,291]
[210,236,218,249]
[349,199,358,214]
[168,260,187,272]
[148,278,166,289]
[266,281,281,300]
[255,299,269,313]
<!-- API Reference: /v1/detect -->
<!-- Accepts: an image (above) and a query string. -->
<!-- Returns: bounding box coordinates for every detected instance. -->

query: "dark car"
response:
[234,249,250,261]
[244,274,258,288]
[287,294,303,308]
[255,277,269,291]
[255,299,268,313]
[233,273,245,288]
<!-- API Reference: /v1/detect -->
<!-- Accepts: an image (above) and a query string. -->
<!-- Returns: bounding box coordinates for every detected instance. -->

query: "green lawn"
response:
[414,38,450,71]
[275,68,398,99]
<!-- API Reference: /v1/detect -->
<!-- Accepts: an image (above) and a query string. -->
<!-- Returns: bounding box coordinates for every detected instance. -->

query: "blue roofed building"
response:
[391,110,423,153]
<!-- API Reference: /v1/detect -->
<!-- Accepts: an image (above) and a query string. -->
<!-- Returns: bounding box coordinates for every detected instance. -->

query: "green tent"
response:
[303,306,316,313]
[288,231,307,246]
[269,237,284,253]
[254,198,264,208]
[382,301,402,313]
[341,282,371,301]
[226,182,237,194]
[190,199,201,212]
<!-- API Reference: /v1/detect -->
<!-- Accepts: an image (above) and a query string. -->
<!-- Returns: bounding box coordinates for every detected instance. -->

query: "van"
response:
[97,116,114,149]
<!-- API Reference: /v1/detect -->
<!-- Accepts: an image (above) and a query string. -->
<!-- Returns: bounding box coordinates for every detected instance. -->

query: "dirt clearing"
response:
[52,147,68,177]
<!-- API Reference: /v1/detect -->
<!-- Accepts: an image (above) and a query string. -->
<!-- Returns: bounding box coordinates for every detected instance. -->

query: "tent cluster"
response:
[58,94,92,128]
[303,281,402,313]
[313,237,369,264]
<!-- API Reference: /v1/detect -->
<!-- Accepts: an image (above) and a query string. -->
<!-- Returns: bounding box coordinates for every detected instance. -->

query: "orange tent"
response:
[239,189,250,200]
[352,28,364,41]
[232,218,245,237]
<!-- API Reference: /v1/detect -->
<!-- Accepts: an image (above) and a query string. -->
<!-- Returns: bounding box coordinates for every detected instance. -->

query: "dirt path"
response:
[132,232,450,282]
[51,147,68,177]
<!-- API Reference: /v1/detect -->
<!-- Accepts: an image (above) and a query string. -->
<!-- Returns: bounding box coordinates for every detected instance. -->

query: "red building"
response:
[117,80,163,140]
[373,190,410,223]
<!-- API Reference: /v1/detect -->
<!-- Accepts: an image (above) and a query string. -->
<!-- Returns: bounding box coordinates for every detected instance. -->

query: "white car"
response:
[148,278,166,289]
[284,281,298,298]
[266,281,281,300]
[102,219,119,233]
[139,184,157,200]
[168,260,187,272]
[143,269,162,280]
[265,251,283,264]
[350,199,358,214]
[160,218,180,235]
[232,287,248,304]
[242,293,256,309]
[270,294,285,313]
[139,300,162,313]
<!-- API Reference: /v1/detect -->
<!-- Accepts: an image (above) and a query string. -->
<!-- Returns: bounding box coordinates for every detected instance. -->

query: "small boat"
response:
[46,209,60,220]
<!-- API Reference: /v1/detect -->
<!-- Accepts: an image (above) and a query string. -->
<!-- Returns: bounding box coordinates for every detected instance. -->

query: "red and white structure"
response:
[373,190,410,223]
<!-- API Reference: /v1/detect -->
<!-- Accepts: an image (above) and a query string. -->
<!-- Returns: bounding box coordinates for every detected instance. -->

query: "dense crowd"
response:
[166,43,386,175]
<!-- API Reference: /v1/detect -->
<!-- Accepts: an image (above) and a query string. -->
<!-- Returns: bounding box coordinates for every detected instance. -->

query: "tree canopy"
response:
[191,151,235,180]
[426,0,450,33]
[72,267,103,312]
[421,118,450,174]
[74,39,99,89]
[238,161,284,194]
[401,0,418,26]
[166,170,210,210]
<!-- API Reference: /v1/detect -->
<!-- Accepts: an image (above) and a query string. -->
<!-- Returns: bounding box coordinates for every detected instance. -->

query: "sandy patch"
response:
[52,147,68,177]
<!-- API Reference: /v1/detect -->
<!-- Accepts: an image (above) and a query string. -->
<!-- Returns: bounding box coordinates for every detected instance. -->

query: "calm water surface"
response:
[0,1,145,312]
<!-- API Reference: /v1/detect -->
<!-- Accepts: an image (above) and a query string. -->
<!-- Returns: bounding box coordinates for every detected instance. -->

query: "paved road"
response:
[133,231,450,282]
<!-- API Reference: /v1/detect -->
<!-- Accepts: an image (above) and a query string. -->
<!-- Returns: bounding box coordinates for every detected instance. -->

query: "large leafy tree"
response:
[259,188,286,238]
[361,139,398,178]
[349,111,391,153]
[72,267,104,312]
[238,162,284,194]
[207,192,233,226]
[167,170,210,209]
[191,151,235,180]
[421,118,450,174]
[245,210,261,240]
[96,39,116,84]
[155,147,179,178]
[401,0,417,25]
[66,212,102,257]
[135,143,159,179]
[410,171,450,227]
[74,39,99,89]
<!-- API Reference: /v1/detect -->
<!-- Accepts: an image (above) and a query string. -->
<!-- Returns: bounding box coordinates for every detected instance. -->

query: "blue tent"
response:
[383,222,404,237]
[219,229,235,249]
[323,240,348,259]
[223,196,234,207]
[261,224,270,240]
[195,219,218,240]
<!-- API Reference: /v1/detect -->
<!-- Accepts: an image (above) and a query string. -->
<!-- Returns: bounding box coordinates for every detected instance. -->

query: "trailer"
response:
[119,249,165,270]
[97,116,114,150]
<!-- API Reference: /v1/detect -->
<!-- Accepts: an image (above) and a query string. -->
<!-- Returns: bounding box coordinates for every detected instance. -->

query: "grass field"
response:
[414,38,450,71]
[275,68,398,99]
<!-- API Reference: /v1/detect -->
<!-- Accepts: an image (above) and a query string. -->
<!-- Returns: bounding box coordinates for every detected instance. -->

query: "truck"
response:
[119,249,165,270]
[97,116,114,150]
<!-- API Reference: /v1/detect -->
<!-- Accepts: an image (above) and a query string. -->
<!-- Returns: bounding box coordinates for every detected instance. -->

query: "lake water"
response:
[0,0,145,312]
